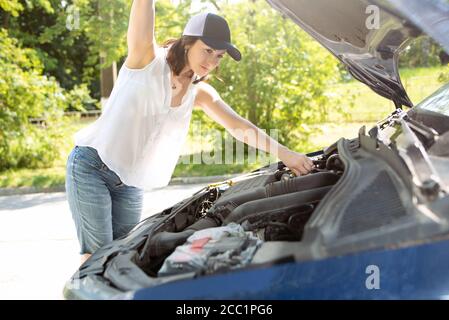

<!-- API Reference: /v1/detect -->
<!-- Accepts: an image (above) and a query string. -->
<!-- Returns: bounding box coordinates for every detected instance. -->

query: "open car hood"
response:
[266,0,449,108]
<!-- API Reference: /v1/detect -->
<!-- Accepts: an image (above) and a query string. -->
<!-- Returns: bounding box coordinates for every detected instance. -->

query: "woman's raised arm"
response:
[125,0,157,69]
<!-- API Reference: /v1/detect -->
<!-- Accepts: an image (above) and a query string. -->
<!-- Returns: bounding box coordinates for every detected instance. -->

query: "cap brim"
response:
[201,37,242,62]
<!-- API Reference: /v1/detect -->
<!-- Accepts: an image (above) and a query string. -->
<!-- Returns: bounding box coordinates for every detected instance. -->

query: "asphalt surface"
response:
[0,182,212,300]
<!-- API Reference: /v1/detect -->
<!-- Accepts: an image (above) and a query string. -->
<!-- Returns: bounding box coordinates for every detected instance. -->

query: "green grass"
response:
[307,121,375,150]
[0,67,445,189]
[0,166,66,189]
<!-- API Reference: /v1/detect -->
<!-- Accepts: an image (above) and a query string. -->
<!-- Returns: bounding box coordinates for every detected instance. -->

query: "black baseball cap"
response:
[182,13,242,61]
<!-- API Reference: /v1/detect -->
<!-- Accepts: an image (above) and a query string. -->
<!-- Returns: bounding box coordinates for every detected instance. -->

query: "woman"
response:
[65,0,314,265]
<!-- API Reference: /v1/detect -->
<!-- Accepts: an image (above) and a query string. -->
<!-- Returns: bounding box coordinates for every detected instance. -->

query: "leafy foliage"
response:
[0,0,23,16]
[0,28,87,170]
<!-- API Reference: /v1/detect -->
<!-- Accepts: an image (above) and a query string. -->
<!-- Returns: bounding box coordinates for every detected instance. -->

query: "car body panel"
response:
[132,236,449,300]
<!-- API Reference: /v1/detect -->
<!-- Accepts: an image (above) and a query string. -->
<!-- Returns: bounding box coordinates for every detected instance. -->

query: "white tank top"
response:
[74,46,198,190]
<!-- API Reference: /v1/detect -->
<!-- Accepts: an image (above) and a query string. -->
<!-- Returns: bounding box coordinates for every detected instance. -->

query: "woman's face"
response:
[186,39,227,77]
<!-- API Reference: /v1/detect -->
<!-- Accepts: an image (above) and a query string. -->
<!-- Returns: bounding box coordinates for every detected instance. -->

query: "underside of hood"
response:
[266,0,449,108]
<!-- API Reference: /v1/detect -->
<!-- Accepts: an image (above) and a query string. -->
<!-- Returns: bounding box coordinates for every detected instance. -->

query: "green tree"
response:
[0,0,100,107]
[0,0,203,106]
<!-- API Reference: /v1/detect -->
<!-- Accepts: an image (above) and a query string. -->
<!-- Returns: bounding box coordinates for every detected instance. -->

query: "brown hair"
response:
[161,36,223,84]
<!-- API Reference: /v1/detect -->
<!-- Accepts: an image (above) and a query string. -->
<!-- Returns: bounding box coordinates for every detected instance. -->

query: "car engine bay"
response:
[65,116,449,298]
[136,150,343,277]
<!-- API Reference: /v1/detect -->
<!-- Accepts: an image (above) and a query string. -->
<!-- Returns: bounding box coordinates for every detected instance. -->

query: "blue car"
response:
[64,0,449,300]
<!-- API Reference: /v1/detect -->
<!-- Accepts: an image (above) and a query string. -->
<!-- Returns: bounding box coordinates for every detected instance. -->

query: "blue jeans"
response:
[65,146,144,254]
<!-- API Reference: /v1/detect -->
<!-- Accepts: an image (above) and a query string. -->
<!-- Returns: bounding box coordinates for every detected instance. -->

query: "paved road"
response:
[0,183,211,300]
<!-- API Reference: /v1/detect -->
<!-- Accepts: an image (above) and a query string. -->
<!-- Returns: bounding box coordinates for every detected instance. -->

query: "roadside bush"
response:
[0,28,88,170]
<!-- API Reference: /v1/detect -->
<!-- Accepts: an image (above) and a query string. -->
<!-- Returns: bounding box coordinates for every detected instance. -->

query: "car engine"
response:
[134,143,345,277]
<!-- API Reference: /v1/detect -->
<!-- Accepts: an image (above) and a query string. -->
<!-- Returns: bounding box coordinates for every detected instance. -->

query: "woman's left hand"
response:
[279,147,314,176]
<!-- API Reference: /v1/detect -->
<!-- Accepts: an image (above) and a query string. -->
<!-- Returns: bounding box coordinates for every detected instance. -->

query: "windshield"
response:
[414,82,449,117]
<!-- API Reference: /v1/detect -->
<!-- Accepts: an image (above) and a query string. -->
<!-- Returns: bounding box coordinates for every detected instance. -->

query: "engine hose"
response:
[224,186,332,224]
[266,171,339,197]
[147,172,339,257]
[210,171,339,216]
